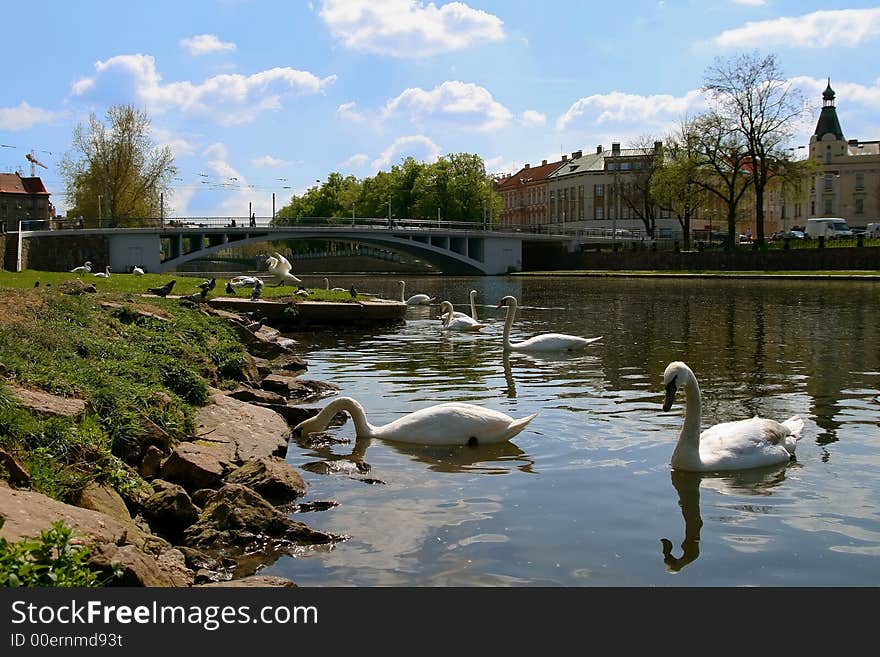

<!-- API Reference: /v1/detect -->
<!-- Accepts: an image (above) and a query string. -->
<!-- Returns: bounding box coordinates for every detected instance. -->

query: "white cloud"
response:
[251,155,291,168]
[340,153,369,169]
[0,102,63,131]
[714,8,880,48]
[203,142,229,160]
[483,155,520,178]
[319,0,504,57]
[520,110,546,127]
[383,80,513,131]
[731,0,765,6]
[371,135,442,169]
[556,89,708,131]
[179,34,237,56]
[71,54,336,125]
[337,101,366,122]
[151,127,196,157]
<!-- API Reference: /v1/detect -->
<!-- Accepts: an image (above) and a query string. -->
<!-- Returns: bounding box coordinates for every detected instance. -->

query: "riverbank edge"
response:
[0,284,355,588]
[511,270,880,280]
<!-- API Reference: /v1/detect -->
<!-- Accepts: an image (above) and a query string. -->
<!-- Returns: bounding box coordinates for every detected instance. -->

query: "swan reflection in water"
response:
[661,464,789,573]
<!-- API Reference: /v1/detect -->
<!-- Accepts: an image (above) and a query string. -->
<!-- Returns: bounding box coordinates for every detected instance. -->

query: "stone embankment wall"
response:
[20,234,111,272]
[524,243,880,271]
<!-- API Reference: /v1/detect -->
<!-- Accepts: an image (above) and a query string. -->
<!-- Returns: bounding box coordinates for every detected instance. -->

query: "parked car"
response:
[867,222,880,238]
[805,217,853,239]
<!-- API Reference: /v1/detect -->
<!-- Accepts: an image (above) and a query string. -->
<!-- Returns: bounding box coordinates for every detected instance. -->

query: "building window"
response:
[811,201,815,215]
[824,174,833,192]
[620,162,630,171]
[825,147,832,164]
[824,198,833,214]
[856,172,864,190]
[595,206,604,220]
[595,184,604,197]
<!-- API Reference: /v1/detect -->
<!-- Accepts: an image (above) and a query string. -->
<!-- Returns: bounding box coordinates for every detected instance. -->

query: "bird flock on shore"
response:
[63,249,805,472]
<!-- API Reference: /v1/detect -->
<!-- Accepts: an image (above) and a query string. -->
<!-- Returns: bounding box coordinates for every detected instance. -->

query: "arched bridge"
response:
[22,218,571,275]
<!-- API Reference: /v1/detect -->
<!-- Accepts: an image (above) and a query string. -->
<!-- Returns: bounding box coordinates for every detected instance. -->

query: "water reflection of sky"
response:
[266,275,880,586]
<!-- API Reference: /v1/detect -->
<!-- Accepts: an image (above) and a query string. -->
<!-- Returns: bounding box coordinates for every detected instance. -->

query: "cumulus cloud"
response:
[0,102,63,131]
[371,135,442,169]
[340,153,370,169]
[71,54,336,125]
[556,89,708,131]
[337,101,366,122]
[731,0,765,6]
[714,8,880,48]
[383,80,513,131]
[251,155,291,168]
[519,110,546,127]
[179,34,237,55]
[319,0,504,57]
[151,127,196,157]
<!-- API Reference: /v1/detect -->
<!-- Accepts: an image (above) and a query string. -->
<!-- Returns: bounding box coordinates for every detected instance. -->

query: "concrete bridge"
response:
[12,217,574,275]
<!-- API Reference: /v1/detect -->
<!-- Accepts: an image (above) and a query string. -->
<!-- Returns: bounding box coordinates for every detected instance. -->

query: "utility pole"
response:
[272,193,276,221]
[160,192,164,227]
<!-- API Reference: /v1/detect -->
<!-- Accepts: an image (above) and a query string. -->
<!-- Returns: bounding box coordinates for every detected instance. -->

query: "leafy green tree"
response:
[60,105,175,226]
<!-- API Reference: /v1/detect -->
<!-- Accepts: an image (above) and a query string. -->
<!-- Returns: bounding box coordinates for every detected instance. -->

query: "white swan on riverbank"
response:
[662,361,805,472]
[399,280,434,305]
[93,265,111,278]
[323,277,346,292]
[294,396,537,446]
[229,275,261,288]
[439,301,485,332]
[70,261,92,274]
[266,252,301,285]
[498,295,602,352]
[131,266,145,276]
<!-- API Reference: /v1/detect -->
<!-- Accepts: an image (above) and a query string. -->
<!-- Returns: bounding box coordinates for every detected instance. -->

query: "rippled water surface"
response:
[262,275,880,586]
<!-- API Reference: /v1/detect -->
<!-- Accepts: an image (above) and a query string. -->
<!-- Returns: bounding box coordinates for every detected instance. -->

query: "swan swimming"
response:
[661,361,805,472]
[266,252,301,285]
[399,280,434,306]
[293,396,537,446]
[441,290,479,321]
[497,295,603,352]
[93,265,111,278]
[323,277,346,292]
[439,301,485,332]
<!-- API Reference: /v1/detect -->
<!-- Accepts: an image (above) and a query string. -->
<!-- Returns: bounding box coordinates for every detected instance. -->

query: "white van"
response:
[805,217,853,239]
[866,222,880,238]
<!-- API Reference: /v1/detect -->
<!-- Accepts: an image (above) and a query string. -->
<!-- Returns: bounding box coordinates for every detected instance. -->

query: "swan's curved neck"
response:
[501,299,516,350]
[470,291,477,320]
[311,397,377,439]
[672,368,702,464]
[324,277,329,290]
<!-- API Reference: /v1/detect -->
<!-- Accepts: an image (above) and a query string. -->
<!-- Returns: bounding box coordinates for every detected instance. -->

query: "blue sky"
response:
[2,0,879,218]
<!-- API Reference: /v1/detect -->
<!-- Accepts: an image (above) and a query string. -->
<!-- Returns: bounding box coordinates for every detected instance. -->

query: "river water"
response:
[261,274,880,586]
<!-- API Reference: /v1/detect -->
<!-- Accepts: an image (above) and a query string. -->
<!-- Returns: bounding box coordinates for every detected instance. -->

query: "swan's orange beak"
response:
[662,380,677,412]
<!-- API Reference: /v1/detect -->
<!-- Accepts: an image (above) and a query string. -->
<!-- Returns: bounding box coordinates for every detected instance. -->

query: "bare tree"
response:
[61,105,175,225]
[703,52,806,246]
[619,136,663,237]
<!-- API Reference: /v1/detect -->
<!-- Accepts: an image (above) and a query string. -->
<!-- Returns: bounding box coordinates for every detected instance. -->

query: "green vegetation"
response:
[0,272,256,502]
[0,518,118,587]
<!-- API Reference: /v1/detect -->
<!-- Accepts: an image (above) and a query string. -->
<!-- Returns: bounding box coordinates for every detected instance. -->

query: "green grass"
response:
[2,270,372,301]
[0,274,257,502]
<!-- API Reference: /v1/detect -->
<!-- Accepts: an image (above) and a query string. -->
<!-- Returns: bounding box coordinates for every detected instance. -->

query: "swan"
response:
[661,361,805,472]
[93,265,111,278]
[323,277,346,292]
[70,261,92,274]
[440,289,479,321]
[399,280,435,306]
[293,396,537,446]
[131,265,145,276]
[229,275,261,288]
[266,252,301,285]
[497,295,603,352]
[439,301,485,332]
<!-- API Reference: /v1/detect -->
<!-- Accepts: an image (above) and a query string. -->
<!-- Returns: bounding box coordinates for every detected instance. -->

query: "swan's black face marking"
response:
[663,378,678,412]
[468,436,479,446]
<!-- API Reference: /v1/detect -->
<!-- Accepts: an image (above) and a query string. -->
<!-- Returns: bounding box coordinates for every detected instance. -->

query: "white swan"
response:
[439,301,485,332]
[399,280,435,306]
[229,275,262,288]
[323,277,346,292]
[293,396,537,446]
[131,266,145,276]
[266,252,301,285]
[441,289,479,321]
[497,295,603,352]
[93,265,111,278]
[70,261,92,274]
[662,361,805,472]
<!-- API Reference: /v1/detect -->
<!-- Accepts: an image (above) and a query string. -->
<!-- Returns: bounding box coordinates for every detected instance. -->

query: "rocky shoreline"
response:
[0,298,350,587]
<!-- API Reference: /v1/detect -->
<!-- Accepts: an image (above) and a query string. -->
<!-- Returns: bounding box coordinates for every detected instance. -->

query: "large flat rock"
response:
[195,393,291,462]
[8,385,86,418]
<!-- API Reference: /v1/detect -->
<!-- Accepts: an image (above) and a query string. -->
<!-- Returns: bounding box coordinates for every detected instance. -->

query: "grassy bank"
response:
[0,272,257,503]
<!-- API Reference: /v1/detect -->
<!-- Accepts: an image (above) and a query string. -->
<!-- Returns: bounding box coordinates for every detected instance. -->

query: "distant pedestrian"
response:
[250,212,256,228]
